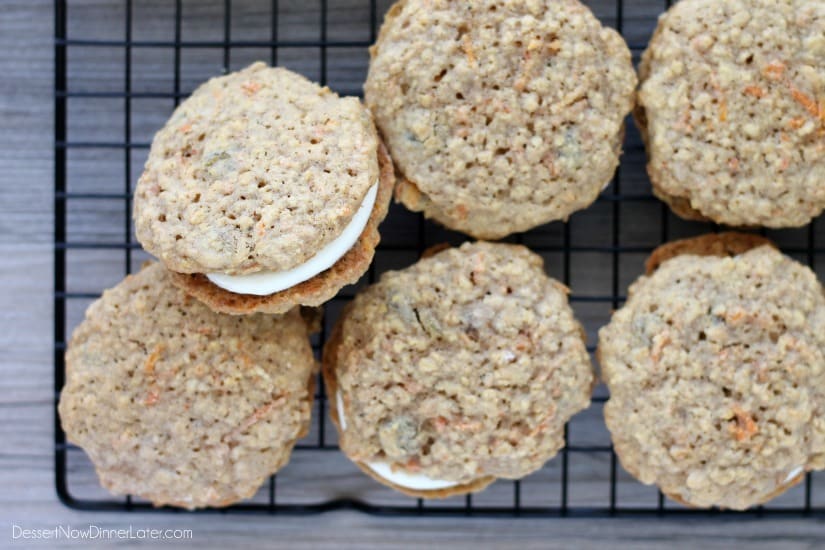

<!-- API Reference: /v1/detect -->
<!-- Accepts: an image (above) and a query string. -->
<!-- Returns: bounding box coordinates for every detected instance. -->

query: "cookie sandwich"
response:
[365,0,636,239]
[599,233,825,509]
[323,242,594,497]
[59,263,317,509]
[637,0,825,227]
[134,62,394,314]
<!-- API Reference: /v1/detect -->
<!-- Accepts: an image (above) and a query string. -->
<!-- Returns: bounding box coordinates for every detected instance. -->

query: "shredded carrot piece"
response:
[790,87,821,119]
[789,117,806,130]
[144,390,160,406]
[762,61,786,81]
[528,418,551,437]
[143,344,164,375]
[650,332,671,363]
[744,86,765,98]
[142,344,165,405]
[725,308,747,323]
[178,123,192,133]
[461,34,476,66]
[718,99,728,122]
[514,333,532,352]
[731,406,759,442]
[226,397,285,440]
[452,419,482,431]
[241,81,262,95]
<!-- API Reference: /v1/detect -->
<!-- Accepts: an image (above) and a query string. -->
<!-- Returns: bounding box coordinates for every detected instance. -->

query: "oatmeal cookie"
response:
[366,0,636,239]
[637,0,825,227]
[58,263,316,509]
[324,242,594,498]
[599,233,825,509]
[134,63,393,313]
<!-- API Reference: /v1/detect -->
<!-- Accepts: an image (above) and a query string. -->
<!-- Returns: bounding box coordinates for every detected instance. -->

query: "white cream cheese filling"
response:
[784,466,804,484]
[206,182,379,296]
[365,462,460,491]
[335,391,460,491]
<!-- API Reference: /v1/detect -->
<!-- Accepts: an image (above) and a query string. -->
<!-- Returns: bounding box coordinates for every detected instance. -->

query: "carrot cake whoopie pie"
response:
[323,242,594,498]
[365,0,636,239]
[58,263,317,509]
[637,0,825,227]
[599,233,825,510]
[134,62,394,315]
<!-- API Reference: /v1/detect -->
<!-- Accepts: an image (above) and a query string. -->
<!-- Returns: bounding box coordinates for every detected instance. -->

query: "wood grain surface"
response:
[1,0,824,547]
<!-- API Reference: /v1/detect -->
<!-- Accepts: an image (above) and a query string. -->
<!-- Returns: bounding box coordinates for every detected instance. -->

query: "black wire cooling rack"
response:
[54,0,824,517]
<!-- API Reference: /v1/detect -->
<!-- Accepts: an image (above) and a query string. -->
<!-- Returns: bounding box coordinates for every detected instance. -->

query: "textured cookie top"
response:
[599,244,825,510]
[326,242,594,483]
[58,263,316,509]
[638,0,825,227]
[135,62,380,275]
[365,0,636,239]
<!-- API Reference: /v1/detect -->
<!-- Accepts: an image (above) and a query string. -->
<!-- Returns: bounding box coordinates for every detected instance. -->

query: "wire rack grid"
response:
[54,0,824,517]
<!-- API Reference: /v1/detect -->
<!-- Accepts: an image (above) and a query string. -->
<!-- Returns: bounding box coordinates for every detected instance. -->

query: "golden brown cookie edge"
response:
[645,232,776,276]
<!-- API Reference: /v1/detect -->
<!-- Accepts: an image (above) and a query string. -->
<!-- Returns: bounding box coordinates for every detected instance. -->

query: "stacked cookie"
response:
[134,62,395,314]
[365,0,636,239]
[607,0,825,508]
[600,234,825,510]
[59,264,317,508]
[324,242,594,497]
[60,0,825,511]
[636,0,825,227]
[60,63,394,508]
